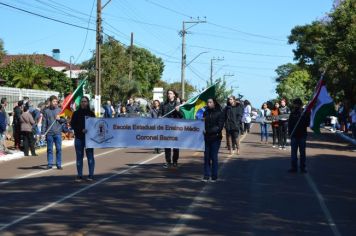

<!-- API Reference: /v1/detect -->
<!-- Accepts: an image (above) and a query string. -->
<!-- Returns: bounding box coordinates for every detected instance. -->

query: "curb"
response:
[0,140,74,163]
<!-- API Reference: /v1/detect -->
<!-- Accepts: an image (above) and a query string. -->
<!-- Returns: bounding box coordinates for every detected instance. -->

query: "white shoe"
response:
[272,145,276,148]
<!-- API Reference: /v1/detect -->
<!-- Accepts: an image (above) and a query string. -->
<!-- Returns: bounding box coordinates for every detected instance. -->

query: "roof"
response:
[1,54,81,70]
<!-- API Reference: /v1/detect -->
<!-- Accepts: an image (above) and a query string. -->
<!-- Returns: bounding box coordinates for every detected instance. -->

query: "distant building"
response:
[1,49,86,79]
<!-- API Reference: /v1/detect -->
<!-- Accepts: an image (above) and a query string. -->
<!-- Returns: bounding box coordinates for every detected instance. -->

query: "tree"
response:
[275,69,313,104]
[0,38,5,62]
[287,0,356,104]
[163,81,196,99]
[80,37,165,103]
[206,77,233,105]
[0,57,73,95]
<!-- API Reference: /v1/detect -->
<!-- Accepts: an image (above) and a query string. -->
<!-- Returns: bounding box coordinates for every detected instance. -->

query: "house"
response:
[1,49,86,79]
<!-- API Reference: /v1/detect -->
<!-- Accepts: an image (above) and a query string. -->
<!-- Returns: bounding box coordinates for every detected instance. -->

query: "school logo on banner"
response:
[91,119,114,144]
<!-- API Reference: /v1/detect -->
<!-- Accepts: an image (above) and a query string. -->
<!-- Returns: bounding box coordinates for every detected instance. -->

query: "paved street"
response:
[0,126,355,236]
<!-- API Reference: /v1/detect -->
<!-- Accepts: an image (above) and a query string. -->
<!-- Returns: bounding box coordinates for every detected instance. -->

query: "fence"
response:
[0,86,59,113]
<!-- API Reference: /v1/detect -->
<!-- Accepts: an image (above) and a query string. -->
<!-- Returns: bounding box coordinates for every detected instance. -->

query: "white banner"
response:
[85,117,205,150]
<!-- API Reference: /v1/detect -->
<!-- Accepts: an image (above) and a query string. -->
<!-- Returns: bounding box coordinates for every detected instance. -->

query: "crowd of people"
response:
[0,92,355,183]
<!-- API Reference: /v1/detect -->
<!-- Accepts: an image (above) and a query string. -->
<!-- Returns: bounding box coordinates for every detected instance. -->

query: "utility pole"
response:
[95,0,102,117]
[129,32,133,81]
[180,18,206,99]
[210,57,224,85]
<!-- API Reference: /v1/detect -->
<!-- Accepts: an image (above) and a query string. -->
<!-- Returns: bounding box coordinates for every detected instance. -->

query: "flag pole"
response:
[289,71,326,138]
[161,82,217,118]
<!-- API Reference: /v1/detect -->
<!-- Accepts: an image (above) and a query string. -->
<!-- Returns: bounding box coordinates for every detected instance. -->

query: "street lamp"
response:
[69,56,74,80]
[210,57,224,84]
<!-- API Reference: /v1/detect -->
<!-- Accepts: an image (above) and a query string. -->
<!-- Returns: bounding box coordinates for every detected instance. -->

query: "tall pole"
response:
[180,22,186,99]
[129,32,134,81]
[95,0,102,117]
[210,57,224,85]
[180,18,206,99]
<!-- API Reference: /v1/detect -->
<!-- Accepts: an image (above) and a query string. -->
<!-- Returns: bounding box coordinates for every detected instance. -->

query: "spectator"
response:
[350,104,356,140]
[150,100,161,118]
[119,106,128,117]
[0,98,11,153]
[0,104,7,154]
[13,100,24,150]
[20,105,37,156]
[103,101,114,118]
[127,97,140,115]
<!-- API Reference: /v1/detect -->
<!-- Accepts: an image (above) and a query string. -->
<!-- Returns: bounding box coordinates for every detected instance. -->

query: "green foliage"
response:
[0,38,5,62]
[80,37,165,103]
[0,56,74,95]
[287,0,356,104]
[206,77,233,105]
[276,69,312,104]
[163,81,196,100]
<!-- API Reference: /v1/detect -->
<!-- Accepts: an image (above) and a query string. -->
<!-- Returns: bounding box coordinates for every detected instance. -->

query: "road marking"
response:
[305,174,342,236]
[0,153,164,231]
[0,148,122,186]
[169,133,248,235]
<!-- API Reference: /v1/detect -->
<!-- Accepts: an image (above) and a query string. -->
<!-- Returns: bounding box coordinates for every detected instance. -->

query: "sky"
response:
[0,0,334,107]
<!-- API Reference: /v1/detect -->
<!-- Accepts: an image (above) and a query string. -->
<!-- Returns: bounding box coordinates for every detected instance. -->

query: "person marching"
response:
[160,89,182,168]
[271,102,280,148]
[258,103,271,144]
[242,100,252,134]
[288,98,310,173]
[41,95,66,169]
[71,96,96,181]
[150,100,161,154]
[224,96,243,155]
[202,98,224,182]
[278,99,290,150]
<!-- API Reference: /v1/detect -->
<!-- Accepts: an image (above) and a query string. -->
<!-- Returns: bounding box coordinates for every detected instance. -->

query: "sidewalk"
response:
[0,139,74,163]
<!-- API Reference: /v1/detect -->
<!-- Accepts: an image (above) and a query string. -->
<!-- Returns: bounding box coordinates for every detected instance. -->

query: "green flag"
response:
[180,84,216,119]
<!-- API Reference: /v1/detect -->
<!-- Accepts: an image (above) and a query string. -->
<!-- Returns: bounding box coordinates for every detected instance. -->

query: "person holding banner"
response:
[71,96,96,182]
[288,98,310,173]
[202,98,224,182]
[41,95,66,169]
[160,89,183,168]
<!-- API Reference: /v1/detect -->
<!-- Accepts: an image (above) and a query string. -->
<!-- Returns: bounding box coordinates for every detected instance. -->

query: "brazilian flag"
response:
[180,84,216,120]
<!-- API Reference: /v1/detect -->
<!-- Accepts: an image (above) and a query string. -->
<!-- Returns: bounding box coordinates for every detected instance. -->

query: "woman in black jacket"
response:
[202,98,224,182]
[70,96,96,182]
[224,96,243,155]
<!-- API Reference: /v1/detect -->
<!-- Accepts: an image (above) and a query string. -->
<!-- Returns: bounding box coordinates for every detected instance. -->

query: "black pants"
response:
[22,131,36,156]
[226,129,239,150]
[243,123,251,133]
[165,148,179,164]
[279,122,288,147]
[272,126,280,146]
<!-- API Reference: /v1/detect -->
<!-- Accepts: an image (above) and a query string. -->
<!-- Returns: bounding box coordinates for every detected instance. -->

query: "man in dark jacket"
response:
[224,96,244,155]
[160,90,183,168]
[288,98,310,173]
[41,95,66,169]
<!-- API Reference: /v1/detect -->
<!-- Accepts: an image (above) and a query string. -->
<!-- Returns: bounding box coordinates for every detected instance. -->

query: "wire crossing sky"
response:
[0,0,333,107]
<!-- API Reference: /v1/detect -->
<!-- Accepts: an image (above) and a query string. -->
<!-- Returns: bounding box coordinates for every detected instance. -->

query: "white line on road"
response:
[0,152,164,232]
[305,174,342,236]
[0,148,122,186]
[169,133,248,236]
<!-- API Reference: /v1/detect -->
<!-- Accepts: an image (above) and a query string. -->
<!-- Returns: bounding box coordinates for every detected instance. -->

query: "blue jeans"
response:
[46,134,62,167]
[204,139,221,179]
[291,136,307,169]
[260,124,269,141]
[75,138,95,177]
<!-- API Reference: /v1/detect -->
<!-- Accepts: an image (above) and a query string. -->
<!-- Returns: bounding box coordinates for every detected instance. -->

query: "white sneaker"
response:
[272,145,276,148]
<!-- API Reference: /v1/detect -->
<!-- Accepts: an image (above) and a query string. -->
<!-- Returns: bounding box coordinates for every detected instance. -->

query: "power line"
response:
[188,45,292,58]
[0,2,96,31]
[74,0,96,64]
[145,0,192,18]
